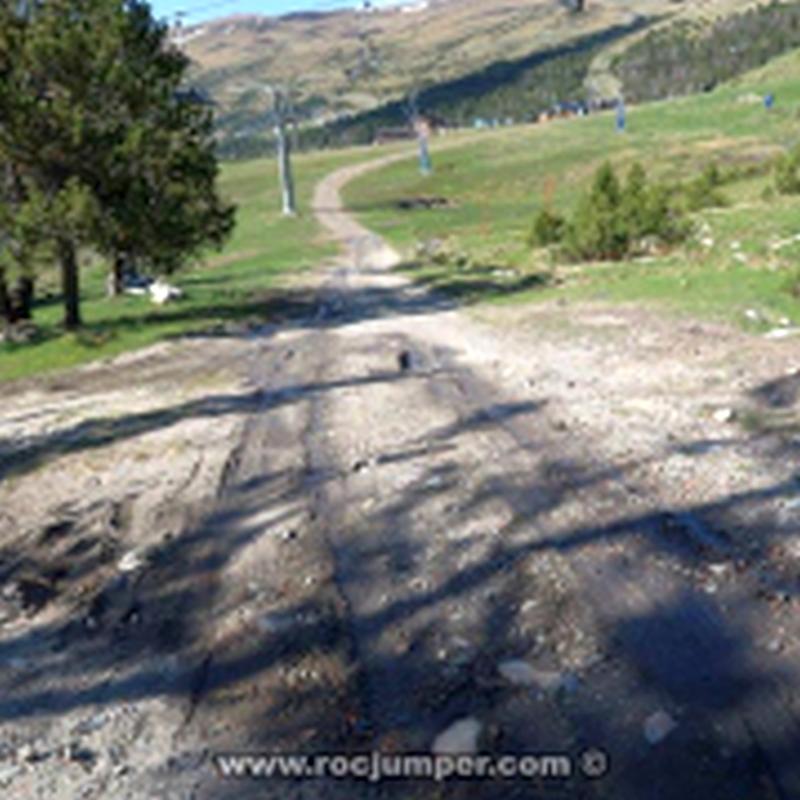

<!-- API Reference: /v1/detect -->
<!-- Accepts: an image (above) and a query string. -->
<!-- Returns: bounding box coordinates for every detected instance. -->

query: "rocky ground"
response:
[1,157,800,799]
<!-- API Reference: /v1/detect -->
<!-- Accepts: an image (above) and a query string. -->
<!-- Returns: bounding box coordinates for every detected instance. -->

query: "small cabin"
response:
[374,126,416,145]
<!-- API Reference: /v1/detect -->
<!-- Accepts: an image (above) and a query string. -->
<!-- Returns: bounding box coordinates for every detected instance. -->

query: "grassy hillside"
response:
[179,0,733,152]
[0,146,396,383]
[293,17,647,153]
[342,47,800,328]
[307,0,800,151]
[9,40,800,384]
[613,0,800,102]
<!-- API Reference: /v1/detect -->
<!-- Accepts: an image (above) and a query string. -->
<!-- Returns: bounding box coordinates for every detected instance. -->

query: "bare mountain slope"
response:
[178,2,661,126]
[177,0,767,144]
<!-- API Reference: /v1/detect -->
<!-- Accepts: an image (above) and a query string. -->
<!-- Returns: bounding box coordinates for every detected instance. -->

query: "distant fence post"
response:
[415,117,433,175]
[616,99,627,133]
[419,134,432,175]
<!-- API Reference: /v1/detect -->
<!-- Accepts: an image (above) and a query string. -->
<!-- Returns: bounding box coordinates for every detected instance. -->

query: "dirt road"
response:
[2,155,800,799]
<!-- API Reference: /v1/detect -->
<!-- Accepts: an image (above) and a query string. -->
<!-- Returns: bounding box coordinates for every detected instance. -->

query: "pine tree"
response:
[620,163,649,240]
[0,0,234,329]
[566,162,628,260]
[0,161,35,333]
[84,3,235,292]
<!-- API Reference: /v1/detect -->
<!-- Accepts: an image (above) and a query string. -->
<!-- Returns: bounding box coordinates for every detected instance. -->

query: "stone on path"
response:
[713,408,735,424]
[644,710,678,745]
[432,718,483,755]
[498,660,577,693]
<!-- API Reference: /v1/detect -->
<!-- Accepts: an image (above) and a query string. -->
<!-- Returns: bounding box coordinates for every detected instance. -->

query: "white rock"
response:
[499,660,538,686]
[765,328,800,340]
[744,308,761,322]
[498,660,569,692]
[785,537,800,559]
[149,279,182,306]
[644,710,678,745]
[766,638,783,653]
[713,408,735,424]
[432,718,482,755]
[117,550,146,573]
[497,660,561,689]
[150,282,171,305]
[74,711,110,736]
[16,744,35,763]
[0,765,22,786]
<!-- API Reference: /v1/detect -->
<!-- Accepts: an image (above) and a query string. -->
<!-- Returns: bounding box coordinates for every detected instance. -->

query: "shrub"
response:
[784,268,800,300]
[773,146,800,195]
[620,163,686,243]
[563,162,629,261]
[559,162,688,262]
[684,163,727,211]
[643,183,692,246]
[620,162,650,239]
[530,208,566,247]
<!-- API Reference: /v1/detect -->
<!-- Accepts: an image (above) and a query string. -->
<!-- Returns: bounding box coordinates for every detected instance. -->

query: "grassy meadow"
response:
[6,45,800,383]
[0,146,389,383]
[343,48,800,330]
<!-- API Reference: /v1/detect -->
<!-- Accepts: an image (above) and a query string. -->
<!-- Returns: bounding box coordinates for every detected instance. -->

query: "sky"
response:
[151,0,395,25]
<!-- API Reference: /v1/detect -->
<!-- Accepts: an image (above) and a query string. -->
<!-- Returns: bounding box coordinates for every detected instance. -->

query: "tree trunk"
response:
[0,268,34,327]
[58,238,82,330]
[0,267,13,331]
[10,275,33,320]
[107,252,125,297]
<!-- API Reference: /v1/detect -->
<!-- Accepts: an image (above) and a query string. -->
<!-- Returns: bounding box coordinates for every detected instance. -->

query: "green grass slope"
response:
[342,47,800,329]
[0,146,389,383]
[185,0,787,155]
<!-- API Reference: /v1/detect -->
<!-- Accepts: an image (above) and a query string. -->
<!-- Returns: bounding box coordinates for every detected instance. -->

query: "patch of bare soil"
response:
[1,154,800,800]
[395,196,453,211]
[0,335,266,797]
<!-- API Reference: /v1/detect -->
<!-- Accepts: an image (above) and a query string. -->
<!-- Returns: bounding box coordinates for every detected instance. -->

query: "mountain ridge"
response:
[176,0,773,152]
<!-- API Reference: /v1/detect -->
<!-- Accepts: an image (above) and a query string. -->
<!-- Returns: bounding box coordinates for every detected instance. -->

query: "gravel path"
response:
[1,155,800,799]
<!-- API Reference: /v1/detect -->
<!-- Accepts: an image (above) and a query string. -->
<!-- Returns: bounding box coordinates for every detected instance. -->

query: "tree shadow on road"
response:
[397,259,552,306]
[2,300,800,799]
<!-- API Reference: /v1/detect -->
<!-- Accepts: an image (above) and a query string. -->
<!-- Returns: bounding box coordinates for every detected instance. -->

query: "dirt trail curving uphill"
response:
[2,154,800,799]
